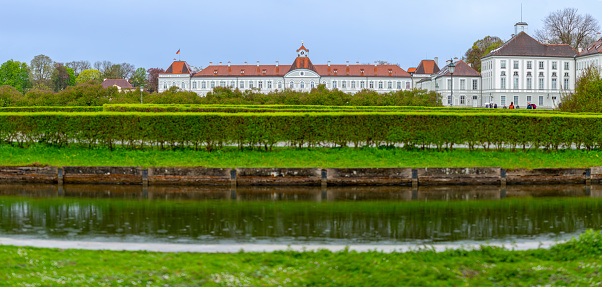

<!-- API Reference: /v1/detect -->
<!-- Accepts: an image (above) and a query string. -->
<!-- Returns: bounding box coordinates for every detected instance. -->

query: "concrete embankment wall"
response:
[1,166,601,186]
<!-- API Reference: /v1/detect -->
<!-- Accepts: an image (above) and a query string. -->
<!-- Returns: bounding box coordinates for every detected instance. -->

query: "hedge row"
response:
[0,112,599,150]
[102,104,561,114]
[0,106,103,113]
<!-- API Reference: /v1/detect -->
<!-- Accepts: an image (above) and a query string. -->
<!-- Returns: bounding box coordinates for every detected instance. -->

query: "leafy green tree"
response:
[0,60,31,92]
[464,36,504,72]
[0,85,25,106]
[76,69,102,84]
[130,67,147,87]
[29,54,54,90]
[559,67,602,112]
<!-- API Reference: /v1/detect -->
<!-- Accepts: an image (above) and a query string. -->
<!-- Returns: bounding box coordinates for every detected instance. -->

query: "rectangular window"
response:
[240,81,244,89]
[219,81,225,87]
[406,82,410,89]
[210,81,215,88]
[378,82,383,89]
[278,82,282,89]
[361,81,365,89]
[527,61,532,69]
[448,79,452,90]
[539,61,544,69]
[513,78,518,89]
[369,81,374,89]
[193,81,197,89]
[460,96,465,105]
[202,81,206,89]
[351,81,356,89]
[500,60,506,69]
[564,78,569,89]
[552,78,557,89]
[258,81,263,89]
[564,62,569,70]
[267,81,272,89]
[539,96,544,106]
[527,78,532,90]
[501,77,506,89]
[472,79,478,90]
[182,82,186,89]
[552,62,557,70]
[513,61,519,69]
[514,96,519,106]
[332,81,337,89]
[501,96,506,106]
[527,96,531,103]
[460,79,465,90]
[396,81,401,89]
[249,81,253,89]
[230,81,235,88]
[387,81,392,89]
[539,78,544,90]
[342,81,347,89]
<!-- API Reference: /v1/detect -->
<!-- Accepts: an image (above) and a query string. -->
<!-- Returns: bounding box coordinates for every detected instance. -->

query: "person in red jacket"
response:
[509,102,514,109]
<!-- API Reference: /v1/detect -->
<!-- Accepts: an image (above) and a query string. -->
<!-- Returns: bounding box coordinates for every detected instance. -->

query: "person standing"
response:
[494,103,498,108]
[527,102,532,109]
[509,102,514,109]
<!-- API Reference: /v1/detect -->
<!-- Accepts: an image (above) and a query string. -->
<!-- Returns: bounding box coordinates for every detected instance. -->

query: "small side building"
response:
[415,60,481,107]
[101,79,134,93]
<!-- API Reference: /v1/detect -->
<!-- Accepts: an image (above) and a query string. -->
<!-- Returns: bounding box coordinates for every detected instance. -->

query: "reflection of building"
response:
[415,60,482,107]
[101,79,134,93]
[158,44,413,96]
[481,22,577,109]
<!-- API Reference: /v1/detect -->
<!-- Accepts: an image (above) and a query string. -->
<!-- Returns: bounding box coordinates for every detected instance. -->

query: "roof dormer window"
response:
[240,70,244,74]
[262,70,266,74]
[213,70,218,74]
[334,69,338,73]
[388,69,392,74]
[360,69,364,74]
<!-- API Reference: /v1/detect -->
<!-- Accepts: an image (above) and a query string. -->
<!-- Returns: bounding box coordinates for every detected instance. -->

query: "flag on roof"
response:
[176,49,180,55]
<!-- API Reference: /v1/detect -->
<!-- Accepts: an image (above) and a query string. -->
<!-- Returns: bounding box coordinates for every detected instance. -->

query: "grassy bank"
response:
[2,144,602,168]
[1,230,601,286]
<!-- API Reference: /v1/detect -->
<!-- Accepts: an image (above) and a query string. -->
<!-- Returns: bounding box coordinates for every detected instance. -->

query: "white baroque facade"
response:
[416,60,482,107]
[159,44,412,96]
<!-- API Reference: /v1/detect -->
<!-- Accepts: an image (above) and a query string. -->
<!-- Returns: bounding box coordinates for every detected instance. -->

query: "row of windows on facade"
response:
[484,60,570,70]
[499,71,570,77]
[163,80,412,90]
[577,59,600,70]
[497,77,570,90]
[442,79,479,91]
[446,95,546,106]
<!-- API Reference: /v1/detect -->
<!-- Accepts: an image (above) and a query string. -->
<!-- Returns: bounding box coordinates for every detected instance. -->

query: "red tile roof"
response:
[407,67,417,73]
[414,60,440,75]
[101,79,133,89]
[436,60,481,77]
[484,32,577,58]
[162,61,192,74]
[578,37,602,56]
[296,44,309,52]
[193,63,411,78]
[289,57,316,72]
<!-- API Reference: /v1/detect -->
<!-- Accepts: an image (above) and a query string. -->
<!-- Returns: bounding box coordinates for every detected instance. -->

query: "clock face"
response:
[301,51,304,55]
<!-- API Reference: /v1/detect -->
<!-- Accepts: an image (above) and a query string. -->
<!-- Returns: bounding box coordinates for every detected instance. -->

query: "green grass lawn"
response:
[1,230,601,286]
[2,144,602,168]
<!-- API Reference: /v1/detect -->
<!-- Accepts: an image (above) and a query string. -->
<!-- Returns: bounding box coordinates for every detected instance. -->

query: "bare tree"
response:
[29,54,54,90]
[93,60,113,75]
[119,62,135,79]
[66,61,91,76]
[535,8,600,49]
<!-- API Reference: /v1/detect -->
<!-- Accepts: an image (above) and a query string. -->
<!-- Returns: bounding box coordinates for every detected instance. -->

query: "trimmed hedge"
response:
[102,104,561,114]
[0,111,599,151]
[0,106,103,113]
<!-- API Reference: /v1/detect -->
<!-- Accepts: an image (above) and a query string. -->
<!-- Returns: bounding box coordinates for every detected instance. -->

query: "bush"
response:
[559,67,602,112]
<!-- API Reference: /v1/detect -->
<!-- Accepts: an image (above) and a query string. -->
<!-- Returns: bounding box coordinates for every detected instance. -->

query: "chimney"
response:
[209,62,213,66]
[434,57,438,66]
[228,61,231,73]
[346,61,349,67]
[256,61,260,67]
[244,62,247,65]
[511,34,515,38]
[219,62,222,65]
[374,61,377,73]
[328,61,331,67]
[356,61,359,65]
[578,47,583,53]
[374,61,377,67]
[256,61,260,73]
[275,61,279,73]
[275,61,279,67]
[227,61,231,67]
[346,61,349,74]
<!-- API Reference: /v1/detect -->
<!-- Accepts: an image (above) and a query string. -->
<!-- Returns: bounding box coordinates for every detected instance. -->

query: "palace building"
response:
[159,44,413,96]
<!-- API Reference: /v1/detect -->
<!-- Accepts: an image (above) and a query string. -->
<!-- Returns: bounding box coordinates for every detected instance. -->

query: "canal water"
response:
[0,183,601,247]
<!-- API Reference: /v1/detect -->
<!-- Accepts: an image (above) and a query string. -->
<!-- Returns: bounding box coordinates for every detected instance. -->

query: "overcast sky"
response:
[1,0,601,72]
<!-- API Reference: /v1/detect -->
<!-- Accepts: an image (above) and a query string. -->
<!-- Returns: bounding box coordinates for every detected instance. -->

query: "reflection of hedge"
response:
[102,104,561,114]
[1,112,600,150]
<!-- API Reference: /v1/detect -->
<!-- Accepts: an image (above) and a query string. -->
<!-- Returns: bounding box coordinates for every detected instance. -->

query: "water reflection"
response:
[0,183,602,245]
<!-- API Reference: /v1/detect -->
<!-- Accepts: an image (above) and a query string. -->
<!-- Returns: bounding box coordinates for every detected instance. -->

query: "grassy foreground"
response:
[0,230,601,286]
[2,144,602,168]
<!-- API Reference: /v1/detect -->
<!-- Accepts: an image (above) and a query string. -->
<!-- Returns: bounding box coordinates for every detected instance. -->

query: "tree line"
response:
[0,55,167,94]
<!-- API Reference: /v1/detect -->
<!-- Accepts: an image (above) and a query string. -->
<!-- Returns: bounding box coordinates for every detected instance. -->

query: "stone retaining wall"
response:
[0,166,600,186]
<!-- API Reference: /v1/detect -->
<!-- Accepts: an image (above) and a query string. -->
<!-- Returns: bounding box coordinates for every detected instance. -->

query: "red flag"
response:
[176,49,180,55]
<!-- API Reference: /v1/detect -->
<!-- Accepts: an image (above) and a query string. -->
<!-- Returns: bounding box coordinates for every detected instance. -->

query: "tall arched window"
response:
[310,81,315,89]
[289,81,294,89]
[300,81,305,89]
